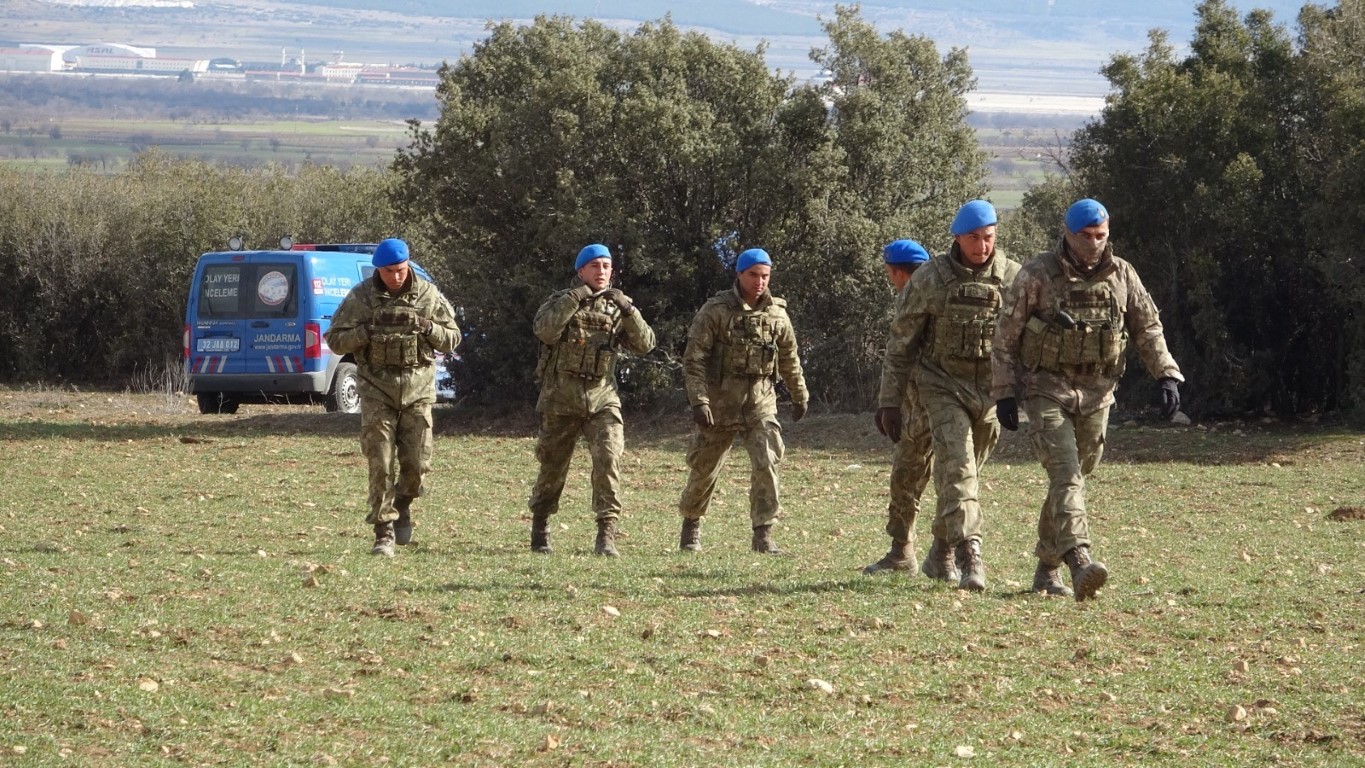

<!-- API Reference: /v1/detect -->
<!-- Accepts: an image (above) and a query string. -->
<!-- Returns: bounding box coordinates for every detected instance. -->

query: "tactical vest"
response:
[1020,252,1128,377]
[538,301,621,381]
[360,305,433,369]
[716,305,781,378]
[926,258,1004,368]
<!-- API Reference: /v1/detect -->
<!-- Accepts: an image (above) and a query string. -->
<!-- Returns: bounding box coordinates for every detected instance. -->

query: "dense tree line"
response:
[0,154,394,382]
[2,2,1361,422]
[392,8,986,409]
[1011,0,1365,420]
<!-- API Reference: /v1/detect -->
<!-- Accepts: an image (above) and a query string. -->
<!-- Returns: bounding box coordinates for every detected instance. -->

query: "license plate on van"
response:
[197,337,240,353]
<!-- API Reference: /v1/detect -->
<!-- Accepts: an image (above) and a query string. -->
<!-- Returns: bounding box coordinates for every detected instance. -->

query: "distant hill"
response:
[264,0,1310,94]
[4,0,1311,97]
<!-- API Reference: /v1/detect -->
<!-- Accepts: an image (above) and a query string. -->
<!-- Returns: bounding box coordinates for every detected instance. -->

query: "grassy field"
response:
[0,116,413,172]
[0,116,1060,211]
[1,388,1361,765]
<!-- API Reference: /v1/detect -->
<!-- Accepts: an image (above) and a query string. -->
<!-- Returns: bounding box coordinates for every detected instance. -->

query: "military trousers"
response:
[920,381,1000,547]
[360,397,432,525]
[528,408,625,522]
[885,402,938,544]
[678,415,784,527]
[1026,396,1108,564]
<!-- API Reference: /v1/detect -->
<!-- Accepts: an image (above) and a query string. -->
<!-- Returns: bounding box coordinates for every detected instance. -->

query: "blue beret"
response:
[1065,198,1109,233]
[575,243,612,270]
[372,238,409,267]
[950,200,998,236]
[736,248,773,273]
[883,239,930,266]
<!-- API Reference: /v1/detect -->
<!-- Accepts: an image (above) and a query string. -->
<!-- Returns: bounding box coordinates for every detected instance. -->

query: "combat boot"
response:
[680,518,701,552]
[393,495,416,546]
[863,539,913,575]
[1032,560,1073,597]
[751,524,781,554]
[1063,545,1108,602]
[920,536,960,582]
[530,513,552,554]
[955,538,986,592]
[594,519,619,558]
[371,522,395,558]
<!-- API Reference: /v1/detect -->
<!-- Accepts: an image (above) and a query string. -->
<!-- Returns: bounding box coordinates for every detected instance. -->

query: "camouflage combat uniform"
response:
[992,240,1182,565]
[528,285,656,525]
[881,244,1019,553]
[876,282,937,547]
[678,285,808,527]
[325,271,461,525]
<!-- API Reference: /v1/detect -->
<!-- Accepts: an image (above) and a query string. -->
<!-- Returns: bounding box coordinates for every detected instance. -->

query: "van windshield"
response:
[198,263,299,319]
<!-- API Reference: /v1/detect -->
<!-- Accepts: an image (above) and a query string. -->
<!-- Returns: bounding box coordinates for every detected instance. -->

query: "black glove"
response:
[791,401,807,422]
[692,403,714,429]
[996,397,1019,432]
[567,284,594,303]
[1158,377,1181,420]
[875,406,902,443]
[602,288,634,315]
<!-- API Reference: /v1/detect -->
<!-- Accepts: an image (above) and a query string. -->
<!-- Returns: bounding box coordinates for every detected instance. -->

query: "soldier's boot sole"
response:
[1072,562,1108,602]
[394,516,414,546]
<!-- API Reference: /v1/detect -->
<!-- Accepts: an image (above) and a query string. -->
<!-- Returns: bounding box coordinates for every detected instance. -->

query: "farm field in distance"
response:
[0,388,1360,765]
[0,114,414,172]
[0,101,1076,209]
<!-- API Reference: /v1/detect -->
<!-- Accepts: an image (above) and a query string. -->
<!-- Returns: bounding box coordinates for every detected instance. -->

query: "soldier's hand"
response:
[601,288,634,315]
[692,403,714,429]
[567,284,594,303]
[418,317,434,336]
[996,398,1019,432]
[1158,377,1181,420]
[791,401,807,422]
[875,406,902,443]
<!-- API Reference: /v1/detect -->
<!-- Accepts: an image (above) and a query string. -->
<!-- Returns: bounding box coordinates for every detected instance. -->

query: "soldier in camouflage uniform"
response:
[880,201,1019,591]
[678,248,808,554]
[325,238,461,557]
[992,199,1183,601]
[528,243,656,557]
[864,239,957,580]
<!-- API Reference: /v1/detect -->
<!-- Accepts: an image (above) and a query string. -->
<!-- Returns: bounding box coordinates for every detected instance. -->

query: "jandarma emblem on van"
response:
[255,333,302,343]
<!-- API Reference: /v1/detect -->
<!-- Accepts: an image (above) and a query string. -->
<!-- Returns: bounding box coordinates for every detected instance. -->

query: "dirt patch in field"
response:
[1326,506,1365,521]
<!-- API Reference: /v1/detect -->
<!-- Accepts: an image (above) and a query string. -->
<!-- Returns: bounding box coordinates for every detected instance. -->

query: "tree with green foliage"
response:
[0,153,396,383]
[1017,0,1365,420]
[392,6,987,409]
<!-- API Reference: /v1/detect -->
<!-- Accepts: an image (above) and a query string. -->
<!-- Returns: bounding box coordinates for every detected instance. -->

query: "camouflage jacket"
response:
[991,239,1183,414]
[880,245,1019,406]
[325,271,461,407]
[683,284,808,426]
[876,280,924,412]
[533,283,656,416]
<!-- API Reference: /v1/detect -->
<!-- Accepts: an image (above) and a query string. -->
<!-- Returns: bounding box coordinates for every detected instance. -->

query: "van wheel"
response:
[325,362,361,414]
[197,392,240,415]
